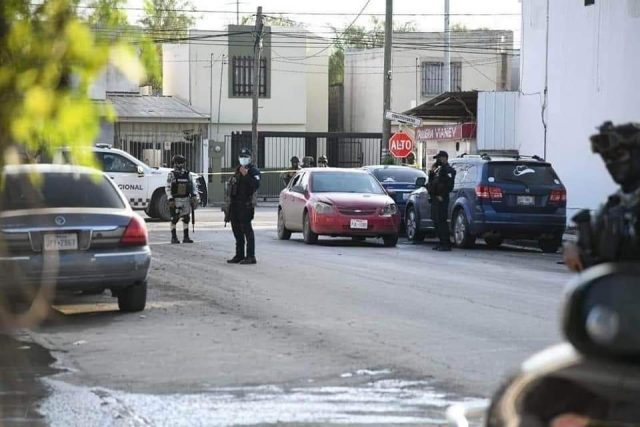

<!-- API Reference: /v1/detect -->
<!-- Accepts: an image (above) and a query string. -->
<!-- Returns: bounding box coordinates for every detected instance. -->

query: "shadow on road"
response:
[0,334,58,426]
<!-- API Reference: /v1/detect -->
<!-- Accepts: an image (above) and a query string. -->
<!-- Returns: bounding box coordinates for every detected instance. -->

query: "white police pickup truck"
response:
[59,145,206,221]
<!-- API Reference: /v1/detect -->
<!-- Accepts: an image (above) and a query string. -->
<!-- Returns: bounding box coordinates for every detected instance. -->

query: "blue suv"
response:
[404,154,567,252]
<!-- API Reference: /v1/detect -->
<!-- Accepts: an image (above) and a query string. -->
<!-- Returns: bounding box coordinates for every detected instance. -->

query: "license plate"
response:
[402,193,411,201]
[43,233,78,251]
[517,195,535,206]
[350,219,368,230]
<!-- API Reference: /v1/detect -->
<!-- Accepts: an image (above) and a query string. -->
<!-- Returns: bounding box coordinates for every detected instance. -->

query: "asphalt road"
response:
[23,207,572,425]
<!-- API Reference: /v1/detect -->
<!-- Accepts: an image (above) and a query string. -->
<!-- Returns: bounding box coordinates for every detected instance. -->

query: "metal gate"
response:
[222,131,383,199]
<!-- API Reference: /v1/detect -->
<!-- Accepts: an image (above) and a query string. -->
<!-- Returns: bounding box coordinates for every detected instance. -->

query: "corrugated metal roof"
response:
[107,95,210,122]
[404,91,478,122]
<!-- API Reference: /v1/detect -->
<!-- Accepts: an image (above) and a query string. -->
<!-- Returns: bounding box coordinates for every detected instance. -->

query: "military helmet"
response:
[318,155,328,163]
[171,154,186,165]
[591,121,640,191]
[591,122,640,155]
[291,156,300,163]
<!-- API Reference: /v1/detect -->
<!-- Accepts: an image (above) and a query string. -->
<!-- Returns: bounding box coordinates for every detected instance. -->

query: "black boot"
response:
[171,230,180,244]
[183,229,194,244]
[227,255,244,264]
[239,256,257,265]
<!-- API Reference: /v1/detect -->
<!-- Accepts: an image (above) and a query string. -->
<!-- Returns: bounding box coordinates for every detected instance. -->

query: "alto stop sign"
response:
[389,131,414,158]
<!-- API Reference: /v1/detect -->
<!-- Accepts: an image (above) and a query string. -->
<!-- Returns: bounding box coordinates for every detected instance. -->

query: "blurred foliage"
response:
[329,17,416,86]
[139,0,196,91]
[0,0,149,173]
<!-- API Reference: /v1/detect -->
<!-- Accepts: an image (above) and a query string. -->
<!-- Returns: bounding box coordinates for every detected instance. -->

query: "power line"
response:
[70,4,521,17]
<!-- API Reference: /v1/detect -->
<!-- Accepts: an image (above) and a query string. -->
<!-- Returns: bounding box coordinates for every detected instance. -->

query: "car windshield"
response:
[488,163,560,186]
[1,172,125,210]
[371,167,426,184]
[311,172,386,194]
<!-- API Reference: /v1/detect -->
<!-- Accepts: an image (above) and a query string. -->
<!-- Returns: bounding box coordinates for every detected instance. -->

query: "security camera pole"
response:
[252,6,264,164]
[381,0,393,149]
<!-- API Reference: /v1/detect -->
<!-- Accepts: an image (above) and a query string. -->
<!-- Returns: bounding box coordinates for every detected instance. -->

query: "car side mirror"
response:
[563,262,640,360]
[415,177,427,188]
[136,165,145,176]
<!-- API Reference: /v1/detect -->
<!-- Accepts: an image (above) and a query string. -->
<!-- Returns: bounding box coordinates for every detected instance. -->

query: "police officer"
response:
[227,148,261,265]
[302,156,315,168]
[564,122,640,271]
[318,155,329,167]
[282,156,301,186]
[427,150,456,251]
[166,154,199,244]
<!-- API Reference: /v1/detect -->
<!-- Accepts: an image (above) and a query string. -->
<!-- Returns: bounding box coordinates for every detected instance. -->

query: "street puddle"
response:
[39,372,487,426]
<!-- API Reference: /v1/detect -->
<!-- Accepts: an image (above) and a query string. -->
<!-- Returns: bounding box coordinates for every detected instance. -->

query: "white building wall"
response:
[518,0,640,215]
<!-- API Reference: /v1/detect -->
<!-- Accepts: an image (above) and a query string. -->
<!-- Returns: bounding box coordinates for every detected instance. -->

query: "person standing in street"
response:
[318,155,329,167]
[227,148,261,265]
[166,154,199,244]
[427,150,456,251]
[282,156,300,186]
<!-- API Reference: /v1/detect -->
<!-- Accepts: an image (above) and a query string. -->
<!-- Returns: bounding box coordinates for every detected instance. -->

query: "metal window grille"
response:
[421,62,462,95]
[232,56,267,97]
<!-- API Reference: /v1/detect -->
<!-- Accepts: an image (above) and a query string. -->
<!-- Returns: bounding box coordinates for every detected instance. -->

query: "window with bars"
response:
[421,62,462,96]
[231,56,268,97]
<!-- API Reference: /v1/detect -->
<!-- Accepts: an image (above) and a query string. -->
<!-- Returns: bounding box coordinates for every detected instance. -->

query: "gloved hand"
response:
[168,198,176,209]
[190,196,198,209]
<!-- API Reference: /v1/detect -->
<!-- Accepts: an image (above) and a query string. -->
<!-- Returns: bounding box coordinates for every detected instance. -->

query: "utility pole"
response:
[252,6,264,164]
[444,0,451,92]
[236,0,240,25]
[382,0,393,149]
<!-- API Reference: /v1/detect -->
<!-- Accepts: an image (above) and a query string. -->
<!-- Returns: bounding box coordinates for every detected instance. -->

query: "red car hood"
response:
[313,192,393,208]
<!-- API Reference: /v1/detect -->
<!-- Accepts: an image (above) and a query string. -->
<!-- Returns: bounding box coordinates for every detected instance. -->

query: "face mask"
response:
[239,157,251,166]
[175,163,185,170]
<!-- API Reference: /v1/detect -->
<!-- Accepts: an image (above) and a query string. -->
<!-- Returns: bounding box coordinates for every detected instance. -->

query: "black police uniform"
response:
[428,157,456,250]
[573,122,640,267]
[228,158,261,264]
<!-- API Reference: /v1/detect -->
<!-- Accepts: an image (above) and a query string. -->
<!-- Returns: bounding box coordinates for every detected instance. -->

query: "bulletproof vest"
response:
[170,169,193,198]
[588,191,640,264]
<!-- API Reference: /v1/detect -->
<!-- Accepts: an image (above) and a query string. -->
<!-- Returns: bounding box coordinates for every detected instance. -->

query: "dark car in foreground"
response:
[363,165,427,223]
[0,164,151,311]
[405,154,567,252]
[278,168,401,246]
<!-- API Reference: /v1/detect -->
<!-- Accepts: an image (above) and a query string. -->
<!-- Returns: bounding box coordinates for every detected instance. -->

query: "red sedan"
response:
[278,168,401,246]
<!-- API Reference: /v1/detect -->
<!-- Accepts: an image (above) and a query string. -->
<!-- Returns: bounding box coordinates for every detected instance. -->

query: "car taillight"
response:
[549,189,567,203]
[120,215,148,246]
[476,185,503,200]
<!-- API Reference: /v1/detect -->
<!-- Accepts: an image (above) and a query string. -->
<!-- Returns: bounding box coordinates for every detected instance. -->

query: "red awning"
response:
[417,122,477,142]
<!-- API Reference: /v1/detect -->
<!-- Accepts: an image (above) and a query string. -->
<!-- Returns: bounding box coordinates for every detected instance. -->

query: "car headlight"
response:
[314,201,333,214]
[381,203,398,216]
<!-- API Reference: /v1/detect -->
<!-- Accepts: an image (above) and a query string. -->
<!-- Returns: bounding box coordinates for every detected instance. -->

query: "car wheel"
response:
[117,281,147,312]
[382,234,399,247]
[453,210,475,248]
[302,212,318,244]
[156,193,171,221]
[277,208,292,240]
[405,206,425,242]
[484,235,504,249]
[539,237,562,254]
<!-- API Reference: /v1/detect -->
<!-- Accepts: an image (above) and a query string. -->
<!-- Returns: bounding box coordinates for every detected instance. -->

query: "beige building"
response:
[163,26,329,145]
[344,30,517,133]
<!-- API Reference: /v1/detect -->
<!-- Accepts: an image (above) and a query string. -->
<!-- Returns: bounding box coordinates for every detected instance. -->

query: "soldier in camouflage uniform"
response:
[166,154,199,244]
[564,122,640,271]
